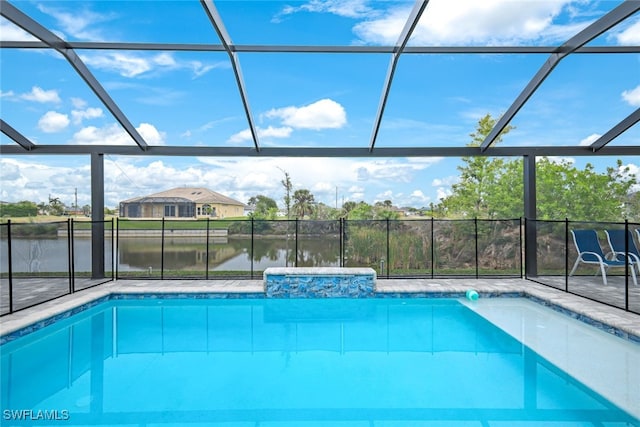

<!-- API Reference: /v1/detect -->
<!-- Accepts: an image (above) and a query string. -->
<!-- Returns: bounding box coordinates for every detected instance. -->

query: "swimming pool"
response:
[1,297,639,426]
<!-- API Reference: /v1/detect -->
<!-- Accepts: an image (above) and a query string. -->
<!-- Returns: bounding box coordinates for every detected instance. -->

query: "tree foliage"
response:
[536,158,636,221]
[0,201,38,217]
[278,167,293,219]
[47,197,66,216]
[440,114,513,218]
[292,189,315,219]
[247,195,278,220]
[438,114,637,221]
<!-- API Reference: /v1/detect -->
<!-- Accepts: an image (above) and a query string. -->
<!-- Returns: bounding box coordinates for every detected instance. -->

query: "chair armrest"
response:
[579,251,604,262]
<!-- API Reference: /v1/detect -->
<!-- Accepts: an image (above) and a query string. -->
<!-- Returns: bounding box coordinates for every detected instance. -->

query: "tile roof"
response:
[121,187,245,206]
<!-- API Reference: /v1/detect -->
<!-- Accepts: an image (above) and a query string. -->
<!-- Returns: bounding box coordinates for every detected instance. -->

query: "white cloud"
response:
[352,7,411,45]
[188,61,220,78]
[312,182,335,193]
[276,0,376,22]
[72,124,129,145]
[265,99,347,130]
[543,156,575,165]
[138,123,166,145]
[260,126,294,139]
[229,99,347,143]
[622,85,640,107]
[70,122,165,145]
[80,51,227,79]
[0,90,15,98]
[432,176,458,187]
[37,4,112,41]
[153,52,176,67]
[71,98,88,109]
[21,87,61,103]
[71,107,103,124]
[621,162,640,191]
[0,158,87,206]
[616,19,640,45]
[228,126,293,144]
[227,129,252,144]
[0,19,38,41]
[374,190,394,202]
[81,53,152,78]
[280,0,585,46]
[354,158,434,184]
[352,0,580,45]
[409,190,429,203]
[579,133,601,146]
[38,111,70,133]
[431,175,458,202]
[436,187,451,201]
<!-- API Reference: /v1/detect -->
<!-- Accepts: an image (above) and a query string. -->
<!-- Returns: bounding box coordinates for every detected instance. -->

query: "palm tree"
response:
[36,202,48,215]
[292,189,315,219]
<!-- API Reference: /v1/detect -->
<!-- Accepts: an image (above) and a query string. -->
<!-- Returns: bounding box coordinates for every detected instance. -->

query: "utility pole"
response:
[74,187,78,215]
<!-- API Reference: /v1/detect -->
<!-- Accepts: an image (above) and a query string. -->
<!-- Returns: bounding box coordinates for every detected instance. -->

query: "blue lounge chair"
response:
[605,229,640,278]
[569,229,637,286]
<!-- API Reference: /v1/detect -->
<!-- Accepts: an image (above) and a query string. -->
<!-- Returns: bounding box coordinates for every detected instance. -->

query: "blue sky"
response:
[1,0,639,210]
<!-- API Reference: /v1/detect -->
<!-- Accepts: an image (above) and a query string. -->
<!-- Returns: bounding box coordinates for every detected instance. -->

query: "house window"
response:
[178,204,194,217]
[164,205,176,217]
[197,207,201,215]
[202,204,216,217]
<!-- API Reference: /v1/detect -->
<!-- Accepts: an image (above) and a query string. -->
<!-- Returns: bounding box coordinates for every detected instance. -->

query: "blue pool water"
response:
[1,298,638,426]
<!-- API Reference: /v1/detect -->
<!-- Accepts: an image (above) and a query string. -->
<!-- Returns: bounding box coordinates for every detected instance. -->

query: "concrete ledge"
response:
[264,267,376,298]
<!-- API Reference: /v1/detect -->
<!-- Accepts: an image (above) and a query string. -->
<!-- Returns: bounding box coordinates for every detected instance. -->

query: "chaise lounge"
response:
[569,229,637,286]
[605,229,640,277]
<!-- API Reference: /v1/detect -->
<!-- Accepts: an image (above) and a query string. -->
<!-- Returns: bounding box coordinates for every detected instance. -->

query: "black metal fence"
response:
[113,217,523,280]
[2,217,639,316]
[0,219,114,315]
[526,219,640,314]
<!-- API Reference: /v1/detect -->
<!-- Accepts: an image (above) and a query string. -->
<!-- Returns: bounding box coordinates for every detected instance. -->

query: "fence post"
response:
[339,218,343,268]
[68,218,74,293]
[295,218,299,267]
[524,154,538,277]
[251,218,255,279]
[564,218,569,292]
[111,218,115,281]
[7,220,13,313]
[386,218,390,278]
[430,217,435,278]
[161,217,165,280]
[115,218,120,279]
[206,217,210,280]
[625,220,629,311]
[519,218,523,278]
[474,217,479,279]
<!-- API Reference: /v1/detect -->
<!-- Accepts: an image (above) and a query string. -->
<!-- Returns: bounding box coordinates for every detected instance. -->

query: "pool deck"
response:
[1,278,639,341]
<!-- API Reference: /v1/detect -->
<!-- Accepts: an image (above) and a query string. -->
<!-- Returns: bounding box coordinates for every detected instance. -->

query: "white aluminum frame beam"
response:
[0,1,149,151]
[0,1,637,156]
[3,41,639,54]
[0,119,35,151]
[590,108,640,151]
[480,1,640,152]
[369,0,429,152]
[201,0,260,152]
[2,144,637,158]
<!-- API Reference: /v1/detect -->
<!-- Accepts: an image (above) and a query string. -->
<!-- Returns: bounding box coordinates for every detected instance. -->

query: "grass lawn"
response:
[1,216,252,236]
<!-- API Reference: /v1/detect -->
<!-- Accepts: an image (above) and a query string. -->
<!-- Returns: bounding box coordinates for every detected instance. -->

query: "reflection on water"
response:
[2,237,341,273]
[119,237,340,272]
[1,299,635,426]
